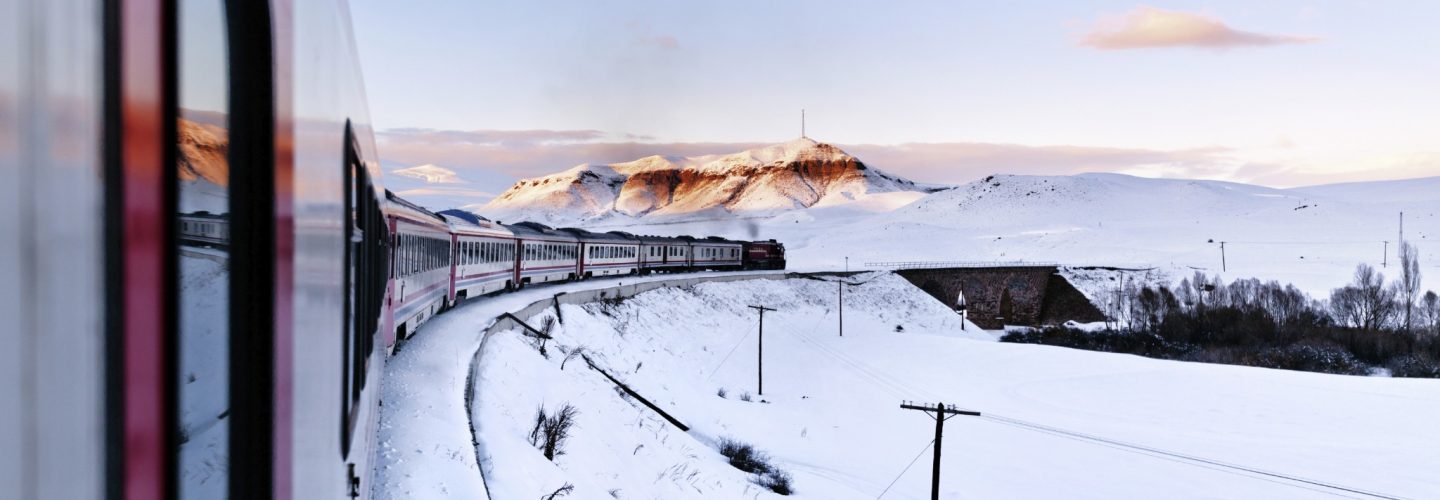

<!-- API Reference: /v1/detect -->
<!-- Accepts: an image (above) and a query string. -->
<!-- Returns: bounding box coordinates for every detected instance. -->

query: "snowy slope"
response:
[467,274,1439,499]
[479,138,929,226]
[569,173,1437,297]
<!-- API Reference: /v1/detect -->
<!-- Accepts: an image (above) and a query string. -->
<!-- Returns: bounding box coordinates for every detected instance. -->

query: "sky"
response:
[349,0,1440,209]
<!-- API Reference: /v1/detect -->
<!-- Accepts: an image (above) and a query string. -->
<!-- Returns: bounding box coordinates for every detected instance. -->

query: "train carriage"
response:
[506,222,581,287]
[440,211,518,301]
[561,228,641,278]
[387,191,453,341]
[631,234,693,274]
[687,236,744,270]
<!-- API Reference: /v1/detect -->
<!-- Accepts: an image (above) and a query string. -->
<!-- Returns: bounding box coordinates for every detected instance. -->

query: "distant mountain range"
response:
[474,137,936,225]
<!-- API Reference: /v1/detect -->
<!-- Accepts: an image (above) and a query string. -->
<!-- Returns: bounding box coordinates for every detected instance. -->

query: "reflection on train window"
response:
[175,0,230,497]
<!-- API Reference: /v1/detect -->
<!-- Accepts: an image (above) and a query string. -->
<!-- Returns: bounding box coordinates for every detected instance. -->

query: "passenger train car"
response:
[3,0,784,499]
[384,199,787,343]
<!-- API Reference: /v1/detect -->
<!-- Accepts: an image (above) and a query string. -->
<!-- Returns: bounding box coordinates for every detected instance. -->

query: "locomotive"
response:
[2,0,783,498]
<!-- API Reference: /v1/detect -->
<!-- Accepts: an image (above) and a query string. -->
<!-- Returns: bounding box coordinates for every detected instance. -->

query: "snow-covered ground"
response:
[445,273,1439,499]
[369,270,785,500]
[572,173,1439,298]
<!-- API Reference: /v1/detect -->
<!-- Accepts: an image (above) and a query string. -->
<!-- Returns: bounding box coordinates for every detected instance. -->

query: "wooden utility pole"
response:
[749,305,776,395]
[901,401,981,500]
[838,279,844,337]
[1219,241,1227,272]
[1383,241,1389,268]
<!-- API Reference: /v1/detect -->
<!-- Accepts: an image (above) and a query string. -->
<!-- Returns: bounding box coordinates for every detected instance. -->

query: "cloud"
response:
[1079,6,1319,50]
[391,163,466,184]
[380,128,607,147]
[638,34,679,50]
[394,187,496,198]
[844,142,1234,183]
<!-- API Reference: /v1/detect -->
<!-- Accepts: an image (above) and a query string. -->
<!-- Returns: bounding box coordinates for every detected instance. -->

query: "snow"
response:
[566,172,1438,298]
[459,273,1437,499]
[479,139,926,226]
[178,251,230,498]
[368,270,785,500]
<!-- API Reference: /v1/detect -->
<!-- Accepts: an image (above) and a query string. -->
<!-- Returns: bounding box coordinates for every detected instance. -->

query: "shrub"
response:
[755,468,794,495]
[717,437,794,495]
[1388,354,1440,378]
[716,387,728,399]
[528,403,579,461]
[739,392,753,402]
[717,437,771,474]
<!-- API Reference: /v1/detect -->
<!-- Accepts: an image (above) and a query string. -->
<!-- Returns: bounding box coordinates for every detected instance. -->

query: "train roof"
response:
[440,212,514,238]
[609,232,689,244]
[558,227,638,243]
[436,209,488,225]
[384,189,446,223]
[676,235,743,245]
[179,211,228,220]
[502,221,579,241]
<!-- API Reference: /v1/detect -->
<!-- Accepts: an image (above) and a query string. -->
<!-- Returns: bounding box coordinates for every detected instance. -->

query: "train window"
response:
[341,121,387,457]
[175,0,232,496]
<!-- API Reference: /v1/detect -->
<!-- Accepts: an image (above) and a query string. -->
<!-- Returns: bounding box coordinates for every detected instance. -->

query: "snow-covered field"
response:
[559,173,1440,298]
[369,271,784,500]
[454,274,1438,499]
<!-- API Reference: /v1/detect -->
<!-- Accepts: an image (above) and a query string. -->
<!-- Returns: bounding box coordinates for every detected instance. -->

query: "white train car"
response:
[634,234,692,274]
[505,222,580,287]
[562,228,641,278]
[387,191,453,340]
[440,210,518,301]
[687,236,744,270]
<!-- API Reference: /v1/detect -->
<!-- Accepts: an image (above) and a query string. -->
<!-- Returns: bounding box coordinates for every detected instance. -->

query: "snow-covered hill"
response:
[451,275,1438,499]
[573,172,1437,297]
[177,117,229,214]
[478,138,930,226]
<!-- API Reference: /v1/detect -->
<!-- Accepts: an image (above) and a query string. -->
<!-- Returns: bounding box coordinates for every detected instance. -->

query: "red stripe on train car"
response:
[272,1,295,496]
[120,0,172,497]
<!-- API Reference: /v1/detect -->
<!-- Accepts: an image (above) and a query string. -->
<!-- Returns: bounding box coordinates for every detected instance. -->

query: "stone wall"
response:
[895,266,1104,329]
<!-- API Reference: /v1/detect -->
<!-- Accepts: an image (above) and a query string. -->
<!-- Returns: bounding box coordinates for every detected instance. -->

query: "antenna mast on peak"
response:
[801,109,806,138]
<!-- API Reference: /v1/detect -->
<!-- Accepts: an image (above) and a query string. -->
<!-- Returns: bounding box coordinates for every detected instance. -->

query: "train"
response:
[385,191,786,343]
[2,1,784,499]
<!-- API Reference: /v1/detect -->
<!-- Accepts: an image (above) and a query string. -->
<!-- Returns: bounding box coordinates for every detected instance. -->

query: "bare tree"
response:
[1330,263,1398,332]
[1398,242,1422,337]
[1421,290,1440,336]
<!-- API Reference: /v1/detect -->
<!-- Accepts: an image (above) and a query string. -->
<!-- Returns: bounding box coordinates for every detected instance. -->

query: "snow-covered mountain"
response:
[177,117,229,214]
[477,138,930,225]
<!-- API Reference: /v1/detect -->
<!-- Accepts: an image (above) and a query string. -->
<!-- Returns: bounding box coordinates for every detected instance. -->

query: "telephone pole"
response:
[1219,241,1227,272]
[801,109,806,138]
[901,401,981,500]
[749,305,776,395]
[838,279,844,337]
[1384,241,1389,268]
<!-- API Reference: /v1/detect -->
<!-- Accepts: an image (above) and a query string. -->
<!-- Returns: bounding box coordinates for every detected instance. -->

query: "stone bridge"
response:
[888,264,1105,329]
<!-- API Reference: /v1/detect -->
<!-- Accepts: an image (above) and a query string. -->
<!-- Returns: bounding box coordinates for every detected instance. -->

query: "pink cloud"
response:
[1079,6,1319,50]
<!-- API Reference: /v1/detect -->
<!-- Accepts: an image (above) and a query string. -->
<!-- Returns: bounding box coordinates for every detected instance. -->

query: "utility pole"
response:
[900,401,981,500]
[801,109,806,138]
[840,256,850,337]
[1384,241,1389,268]
[749,305,775,395]
[1219,241,1227,272]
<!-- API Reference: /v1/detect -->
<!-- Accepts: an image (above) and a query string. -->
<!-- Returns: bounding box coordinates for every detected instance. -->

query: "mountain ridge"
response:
[476,137,933,225]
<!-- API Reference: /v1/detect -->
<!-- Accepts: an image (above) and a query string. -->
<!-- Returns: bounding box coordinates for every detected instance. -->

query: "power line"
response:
[875,439,934,500]
[982,413,1410,500]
